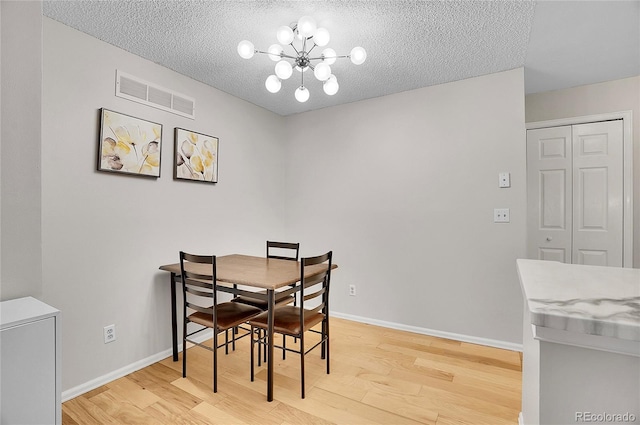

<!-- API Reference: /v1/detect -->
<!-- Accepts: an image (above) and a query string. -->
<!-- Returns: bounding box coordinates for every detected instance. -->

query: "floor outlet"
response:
[104,324,116,344]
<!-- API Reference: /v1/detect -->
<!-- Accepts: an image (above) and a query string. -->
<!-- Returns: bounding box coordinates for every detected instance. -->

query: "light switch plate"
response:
[494,208,510,223]
[499,172,511,188]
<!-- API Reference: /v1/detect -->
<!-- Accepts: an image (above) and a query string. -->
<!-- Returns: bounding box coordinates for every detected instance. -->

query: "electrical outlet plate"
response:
[499,172,511,188]
[494,208,510,223]
[104,324,116,344]
[349,285,356,296]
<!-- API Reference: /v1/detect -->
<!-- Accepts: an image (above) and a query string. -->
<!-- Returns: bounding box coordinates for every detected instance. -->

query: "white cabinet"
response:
[1,297,61,425]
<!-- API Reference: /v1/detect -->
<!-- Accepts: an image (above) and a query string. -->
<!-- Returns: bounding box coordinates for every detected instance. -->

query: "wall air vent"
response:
[115,70,195,119]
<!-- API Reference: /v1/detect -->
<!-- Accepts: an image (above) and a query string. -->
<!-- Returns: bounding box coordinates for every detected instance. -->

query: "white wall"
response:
[0,1,43,300]
[41,18,287,391]
[525,76,640,268]
[284,69,528,344]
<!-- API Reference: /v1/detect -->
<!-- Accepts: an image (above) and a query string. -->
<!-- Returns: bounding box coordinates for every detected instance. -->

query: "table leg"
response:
[267,289,275,401]
[171,273,178,361]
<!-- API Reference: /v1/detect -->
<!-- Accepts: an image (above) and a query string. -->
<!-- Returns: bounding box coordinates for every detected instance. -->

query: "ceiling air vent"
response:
[115,70,195,119]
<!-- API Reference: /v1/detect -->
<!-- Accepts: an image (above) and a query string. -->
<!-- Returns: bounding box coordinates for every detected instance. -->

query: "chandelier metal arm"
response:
[254,50,297,61]
[308,54,350,61]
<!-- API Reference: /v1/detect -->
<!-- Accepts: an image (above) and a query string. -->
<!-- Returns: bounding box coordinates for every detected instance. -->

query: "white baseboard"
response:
[63,314,522,402]
[331,311,523,352]
[61,329,213,402]
[518,412,524,425]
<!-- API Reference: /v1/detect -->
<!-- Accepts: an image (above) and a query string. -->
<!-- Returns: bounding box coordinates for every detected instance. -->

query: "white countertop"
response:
[517,259,640,343]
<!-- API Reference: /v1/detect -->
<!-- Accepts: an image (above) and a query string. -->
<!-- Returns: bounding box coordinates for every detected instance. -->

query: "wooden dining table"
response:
[159,254,336,401]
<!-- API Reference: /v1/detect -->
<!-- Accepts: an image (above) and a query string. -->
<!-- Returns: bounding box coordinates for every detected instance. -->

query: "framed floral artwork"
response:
[98,108,162,177]
[174,128,219,183]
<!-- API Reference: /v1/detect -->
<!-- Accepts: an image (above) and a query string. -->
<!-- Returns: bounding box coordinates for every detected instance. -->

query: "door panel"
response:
[527,126,572,263]
[577,249,608,266]
[539,248,567,263]
[572,121,623,266]
[577,167,608,230]
[541,169,567,229]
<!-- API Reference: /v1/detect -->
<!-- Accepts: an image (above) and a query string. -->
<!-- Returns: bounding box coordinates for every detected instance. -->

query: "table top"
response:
[517,259,640,342]
[160,254,337,290]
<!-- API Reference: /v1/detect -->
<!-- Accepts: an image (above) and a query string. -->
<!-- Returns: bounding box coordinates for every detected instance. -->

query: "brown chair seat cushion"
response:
[188,302,262,330]
[231,290,294,310]
[248,306,325,336]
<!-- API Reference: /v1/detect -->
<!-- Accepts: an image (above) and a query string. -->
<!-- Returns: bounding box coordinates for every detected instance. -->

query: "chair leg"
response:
[232,326,236,352]
[300,332,305,399]
[213,330,218,393]
[263,329,267,363]
[325,318,330,374]
[282,335,286,360]
[182,320,188,378]
[257,328,262,367]
[292,284,298,344]
[250,325,255,382]
[321,321,326,360]
[225,329,229,355]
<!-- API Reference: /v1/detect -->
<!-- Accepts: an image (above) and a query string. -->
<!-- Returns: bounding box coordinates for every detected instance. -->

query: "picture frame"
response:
[98,108,162,178]
[174,128,219,183]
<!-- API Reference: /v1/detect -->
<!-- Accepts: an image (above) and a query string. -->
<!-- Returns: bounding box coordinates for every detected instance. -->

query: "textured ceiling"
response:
[43,0,640,116]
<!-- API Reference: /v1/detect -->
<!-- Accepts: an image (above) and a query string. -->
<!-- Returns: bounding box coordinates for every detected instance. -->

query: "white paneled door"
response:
[527,120,624,266]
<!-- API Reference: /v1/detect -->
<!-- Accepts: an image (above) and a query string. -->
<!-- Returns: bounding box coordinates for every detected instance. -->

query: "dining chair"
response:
[232,241,300,309]
[232,241,300,360]
[180,251,262,392]
[249,251,333,399]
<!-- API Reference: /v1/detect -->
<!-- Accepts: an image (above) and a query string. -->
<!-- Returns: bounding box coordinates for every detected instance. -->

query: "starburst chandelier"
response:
[237,16,367,103]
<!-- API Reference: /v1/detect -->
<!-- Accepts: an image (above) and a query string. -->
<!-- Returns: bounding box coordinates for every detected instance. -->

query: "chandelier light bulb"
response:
[314,62,332,81]
[321,48,337,65]
[323,75,339,95]
[267,44,283,61]
[297,16,317,38]
[274,60,293,80]
[350,46,367,65]
[295,86,310,102]
[265,75,281,93]
[313,27,330,46]
[276,25,294,45]
[237,40,255,59]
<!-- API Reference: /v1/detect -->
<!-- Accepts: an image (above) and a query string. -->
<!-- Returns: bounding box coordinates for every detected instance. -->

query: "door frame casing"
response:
[526,111,633,268]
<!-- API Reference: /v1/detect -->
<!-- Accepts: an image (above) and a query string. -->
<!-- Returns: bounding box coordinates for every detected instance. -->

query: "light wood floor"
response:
[62,318,522,424]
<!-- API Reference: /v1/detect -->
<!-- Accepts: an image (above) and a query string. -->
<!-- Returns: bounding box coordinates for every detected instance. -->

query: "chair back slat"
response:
[183,270,214,281]
[267,241,300,261]
[183,252,214,264]
[185,303,213,315]
[303,272,327,288]
[185,287,213,298]
[308,303,325,315]
[184,277,213,289]
[303,287,325,302]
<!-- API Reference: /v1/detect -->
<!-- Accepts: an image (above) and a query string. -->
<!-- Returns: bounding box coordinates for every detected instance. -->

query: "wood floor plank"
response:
[63,318,522,425]
[360,390,439,424]
[62,396,121,425]
[190,401,251,424]
[309,386,426,425]
[89,390,161,425]
[144,399,213,425]
[104,376,163,409]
